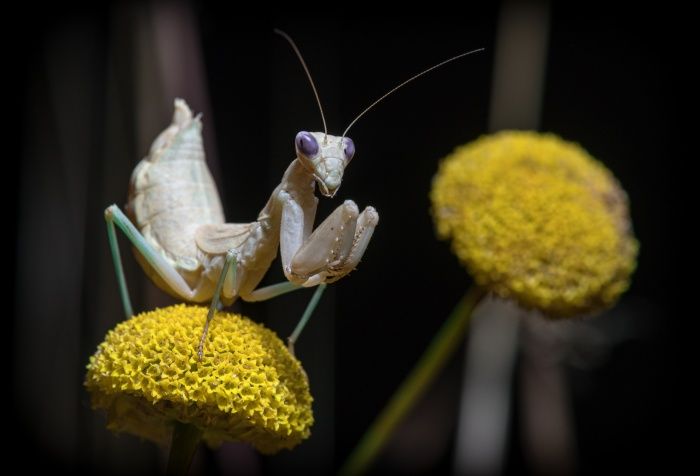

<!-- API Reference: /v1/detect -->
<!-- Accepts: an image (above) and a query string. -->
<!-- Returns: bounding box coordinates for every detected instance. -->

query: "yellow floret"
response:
[85,305,313,453]
[430,131,638,317]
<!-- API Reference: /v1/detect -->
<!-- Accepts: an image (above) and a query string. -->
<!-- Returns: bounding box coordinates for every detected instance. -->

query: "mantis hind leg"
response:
[104,204,197,318]
[105,207,133,318]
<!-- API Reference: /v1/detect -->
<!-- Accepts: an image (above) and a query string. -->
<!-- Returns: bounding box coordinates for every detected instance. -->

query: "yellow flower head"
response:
[431,131,638,317]
[85,305,313,454]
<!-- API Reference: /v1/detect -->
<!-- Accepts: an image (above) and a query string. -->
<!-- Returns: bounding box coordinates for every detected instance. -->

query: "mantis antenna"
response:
[274,28,329,140]
[342,47,485,138]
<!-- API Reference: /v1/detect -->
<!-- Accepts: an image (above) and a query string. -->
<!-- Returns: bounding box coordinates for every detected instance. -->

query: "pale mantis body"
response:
[106,99,377,356]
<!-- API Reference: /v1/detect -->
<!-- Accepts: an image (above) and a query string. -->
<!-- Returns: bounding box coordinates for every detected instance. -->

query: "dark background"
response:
[12,4,683,475]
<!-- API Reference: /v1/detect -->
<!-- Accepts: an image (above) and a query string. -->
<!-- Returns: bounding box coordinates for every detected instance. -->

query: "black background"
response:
[12,5,684,475]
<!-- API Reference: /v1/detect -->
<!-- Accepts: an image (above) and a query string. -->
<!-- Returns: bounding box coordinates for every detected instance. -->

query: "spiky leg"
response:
[286,201,379,286]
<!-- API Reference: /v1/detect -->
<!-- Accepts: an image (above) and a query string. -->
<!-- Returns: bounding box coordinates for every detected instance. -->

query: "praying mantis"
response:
[104,30,482,358]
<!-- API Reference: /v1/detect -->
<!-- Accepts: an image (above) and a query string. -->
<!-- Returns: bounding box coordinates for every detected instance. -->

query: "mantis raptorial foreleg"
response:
[289,200,359,285]
[294,204,378,285]
[280,193,379,287]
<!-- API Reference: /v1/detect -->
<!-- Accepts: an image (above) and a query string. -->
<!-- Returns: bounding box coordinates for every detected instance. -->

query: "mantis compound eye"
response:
[295,131,319,157]
[343,138,355,162]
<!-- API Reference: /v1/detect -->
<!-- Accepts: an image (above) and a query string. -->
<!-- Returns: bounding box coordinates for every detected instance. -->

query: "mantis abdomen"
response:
[127,100,225,277]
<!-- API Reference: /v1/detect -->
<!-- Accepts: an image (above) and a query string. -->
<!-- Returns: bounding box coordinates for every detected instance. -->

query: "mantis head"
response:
[276,29,481,198]
[295,131,354,198]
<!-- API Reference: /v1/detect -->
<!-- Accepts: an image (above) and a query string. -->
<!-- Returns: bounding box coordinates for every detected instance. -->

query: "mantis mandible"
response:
[104,30,482,359]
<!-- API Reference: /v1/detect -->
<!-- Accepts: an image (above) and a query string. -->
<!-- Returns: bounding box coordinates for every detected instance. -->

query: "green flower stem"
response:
[340,285,486,476]
[166,421,202,476]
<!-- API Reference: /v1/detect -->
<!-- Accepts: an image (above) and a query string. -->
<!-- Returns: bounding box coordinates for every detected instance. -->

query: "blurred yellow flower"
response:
[85,305,313,454]
[431,131,638,317]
